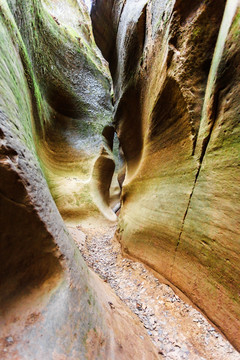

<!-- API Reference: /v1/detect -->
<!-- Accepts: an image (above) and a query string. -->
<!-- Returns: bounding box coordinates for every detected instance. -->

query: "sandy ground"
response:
[69,223,240,360]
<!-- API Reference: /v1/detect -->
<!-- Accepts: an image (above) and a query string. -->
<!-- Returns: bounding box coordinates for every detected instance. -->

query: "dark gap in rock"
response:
[102,125,115,151]
[0,128,5,139]
[167,48,174,68]
[114,85,143,177]
[201,58,212,76]
[124,5,147,82]
[149,78,192,151]
[169,33,178,48]
[200,89,220,163]
[173,0,205,26]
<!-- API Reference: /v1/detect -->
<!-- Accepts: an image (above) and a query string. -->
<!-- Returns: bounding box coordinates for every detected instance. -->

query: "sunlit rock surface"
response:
[0,0,159,358]
[91,0,240,351]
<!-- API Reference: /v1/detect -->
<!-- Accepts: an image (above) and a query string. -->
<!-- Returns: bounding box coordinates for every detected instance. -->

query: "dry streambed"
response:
[69,224,240,360]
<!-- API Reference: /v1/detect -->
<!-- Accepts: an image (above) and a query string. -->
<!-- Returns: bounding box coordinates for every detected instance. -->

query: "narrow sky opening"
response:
[83,0,92,12]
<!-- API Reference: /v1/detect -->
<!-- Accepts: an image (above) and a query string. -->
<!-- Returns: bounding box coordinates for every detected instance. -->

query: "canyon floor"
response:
[68,222,240,360]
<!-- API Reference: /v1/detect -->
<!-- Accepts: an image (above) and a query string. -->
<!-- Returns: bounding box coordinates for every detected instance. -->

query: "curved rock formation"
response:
[91,0,240,351]
[8,0,119,223]
[0,0,159,358]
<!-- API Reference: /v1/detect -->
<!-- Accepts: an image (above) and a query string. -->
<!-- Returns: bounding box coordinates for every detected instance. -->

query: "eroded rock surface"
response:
[0,0,159,358]
[1,0,240,357]
[91,0,240,351]
[8,0,119,223]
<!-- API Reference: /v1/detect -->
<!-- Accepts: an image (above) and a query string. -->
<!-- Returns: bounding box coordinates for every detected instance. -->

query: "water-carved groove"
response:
[0,0,240,358]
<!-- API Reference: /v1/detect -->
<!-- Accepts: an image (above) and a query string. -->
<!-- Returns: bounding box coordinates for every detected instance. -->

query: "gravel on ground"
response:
[69,224,240,360]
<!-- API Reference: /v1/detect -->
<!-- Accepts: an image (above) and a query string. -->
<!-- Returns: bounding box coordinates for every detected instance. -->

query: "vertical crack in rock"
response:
[171,166,201,276]
[92,0,240,352]
[1,0,240,356]
[194,0,239,159]
[171,0,239,273]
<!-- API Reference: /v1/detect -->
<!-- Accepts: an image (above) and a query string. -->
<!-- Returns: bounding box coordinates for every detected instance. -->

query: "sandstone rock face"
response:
[92,0,240,351]
[0,1,159,358]
[8,0,119,223]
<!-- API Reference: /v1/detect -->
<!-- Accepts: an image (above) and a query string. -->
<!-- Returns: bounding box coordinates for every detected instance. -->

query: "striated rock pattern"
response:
[0,0,159,358]
[91,0,240,351]
[8,0,119,223]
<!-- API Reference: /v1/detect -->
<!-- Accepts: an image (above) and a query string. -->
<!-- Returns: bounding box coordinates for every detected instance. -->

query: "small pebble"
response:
[71,225,240,360]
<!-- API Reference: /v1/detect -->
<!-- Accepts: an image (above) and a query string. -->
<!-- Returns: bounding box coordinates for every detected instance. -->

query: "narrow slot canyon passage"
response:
[70,224,239,359]
[0,0,240,359]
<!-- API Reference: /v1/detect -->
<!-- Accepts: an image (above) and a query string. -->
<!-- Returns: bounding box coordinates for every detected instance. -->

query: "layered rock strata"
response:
[0,0,159,358]
[91,0,240,351]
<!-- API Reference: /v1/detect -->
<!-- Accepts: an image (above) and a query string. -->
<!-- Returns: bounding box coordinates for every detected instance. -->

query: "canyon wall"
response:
[0,0,158,358]
[92,0,240,350]
[7,0,119,223]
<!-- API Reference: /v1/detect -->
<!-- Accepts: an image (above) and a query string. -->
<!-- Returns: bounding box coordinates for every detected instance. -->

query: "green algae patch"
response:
[3,0,116,222]
[0,2,43,153]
